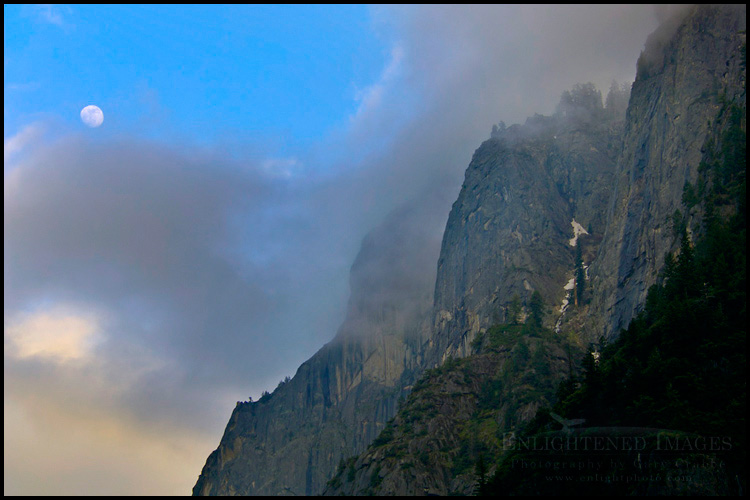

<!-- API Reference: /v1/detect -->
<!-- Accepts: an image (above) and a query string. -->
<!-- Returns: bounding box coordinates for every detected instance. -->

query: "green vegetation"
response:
[346,458,356,483]
[369,465,383,489]
[574,242,585,306]
[508,293,522,324]
[324,291,578,495]
[326,97,744,495]
[486,323,523,350]
[372,424,396,447]
[474,454,488,495]
[484,97,746,496]
[528,291,545,329]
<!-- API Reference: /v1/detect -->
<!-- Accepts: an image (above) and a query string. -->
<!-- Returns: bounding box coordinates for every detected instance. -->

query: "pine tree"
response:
[574,243,585,306]
[474,454,488,495]
[528,291,544,328]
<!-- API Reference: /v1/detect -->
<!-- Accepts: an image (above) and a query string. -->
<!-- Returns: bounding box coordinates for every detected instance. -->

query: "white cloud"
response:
[4,123,44,165]
[5,307,101,363]
[350,44,405,126]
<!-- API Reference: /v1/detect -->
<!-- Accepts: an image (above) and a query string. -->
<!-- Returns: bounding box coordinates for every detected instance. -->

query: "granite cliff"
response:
[588,4,746,337]
[192,192,447,496]
[324,4,745,495]
[195,4,745,495]
[323,323,577,496]
[427,84,625,366]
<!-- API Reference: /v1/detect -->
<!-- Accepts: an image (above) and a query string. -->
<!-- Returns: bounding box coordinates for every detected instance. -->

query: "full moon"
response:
[80,105,104,127]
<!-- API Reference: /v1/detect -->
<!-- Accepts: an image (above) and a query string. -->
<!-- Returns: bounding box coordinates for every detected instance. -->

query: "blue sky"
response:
[4,4,387,154]
[4,4,662,495]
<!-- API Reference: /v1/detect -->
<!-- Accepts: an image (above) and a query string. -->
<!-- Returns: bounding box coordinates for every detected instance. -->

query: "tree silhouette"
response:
[528,291,544,328]
[574,243,585,306]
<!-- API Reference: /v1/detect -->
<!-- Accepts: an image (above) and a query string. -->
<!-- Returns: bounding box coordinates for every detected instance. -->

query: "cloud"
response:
[4,5,666,495]
[350,44,405,126]
[3,134,358,427]
[324,5,661,228]
[4,123,44,164]
[3,135,309,493]
[5,136,285,375]
[5,306,101,363]
[381,4,659,128]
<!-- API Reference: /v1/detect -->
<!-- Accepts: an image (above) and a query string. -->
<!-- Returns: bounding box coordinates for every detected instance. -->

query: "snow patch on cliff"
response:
[554,277,576,332]
[556,219,591,332]
[569,219,588,246]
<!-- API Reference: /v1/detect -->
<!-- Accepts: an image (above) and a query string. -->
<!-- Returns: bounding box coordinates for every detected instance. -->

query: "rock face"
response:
[192,336,408,496]
[323,326,575,496]
[194,4,746,496]
[428,95,624,364]
[192,194,447,496]
[588,4,747,338]
[322,7,746,494]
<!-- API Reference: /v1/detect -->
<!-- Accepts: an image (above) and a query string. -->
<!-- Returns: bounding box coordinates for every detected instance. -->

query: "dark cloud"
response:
[5,136,349,426]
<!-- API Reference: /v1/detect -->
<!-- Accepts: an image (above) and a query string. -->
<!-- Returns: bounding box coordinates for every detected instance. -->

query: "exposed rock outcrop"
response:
[323,325,576,496]
[428,92,623,365]
[328,5,746,496]
[588,4,746,338]
[193,193,447,496]
[195,4,746,496]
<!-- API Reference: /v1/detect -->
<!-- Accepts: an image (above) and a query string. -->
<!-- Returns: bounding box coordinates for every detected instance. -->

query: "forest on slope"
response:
[487,98,746,496]
[326,25,746,497]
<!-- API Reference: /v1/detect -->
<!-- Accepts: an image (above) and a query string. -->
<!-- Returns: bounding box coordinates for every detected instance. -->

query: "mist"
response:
[4,5,663,494]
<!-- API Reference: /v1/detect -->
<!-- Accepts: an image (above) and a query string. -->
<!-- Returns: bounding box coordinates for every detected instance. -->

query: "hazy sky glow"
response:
[4,4,664,495]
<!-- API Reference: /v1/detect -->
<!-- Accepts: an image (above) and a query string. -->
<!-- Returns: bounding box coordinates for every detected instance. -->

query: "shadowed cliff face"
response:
[192,188,451,496]
[588,4,747,339]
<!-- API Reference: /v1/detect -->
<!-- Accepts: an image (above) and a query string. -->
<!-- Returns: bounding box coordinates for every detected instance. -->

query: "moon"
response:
[80,105,104,127]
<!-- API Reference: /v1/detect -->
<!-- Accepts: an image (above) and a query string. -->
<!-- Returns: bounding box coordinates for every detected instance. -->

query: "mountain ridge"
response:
[193,4,745,495]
